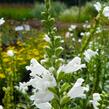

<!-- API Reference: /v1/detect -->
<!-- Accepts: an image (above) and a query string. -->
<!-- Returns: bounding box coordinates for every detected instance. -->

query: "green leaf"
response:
[57,72,64,82]
[48,87,58,95]
[45,46,53,57]
[55,47,63,57]
[55,58,63,68]
[60,83,71,93]
[60,95,70,106]
[54,36,62,47]
[51,98,60,109]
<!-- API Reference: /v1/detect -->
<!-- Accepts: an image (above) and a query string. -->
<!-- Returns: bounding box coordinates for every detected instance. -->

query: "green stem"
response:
[81,15,100,54]
[92,52,101,93]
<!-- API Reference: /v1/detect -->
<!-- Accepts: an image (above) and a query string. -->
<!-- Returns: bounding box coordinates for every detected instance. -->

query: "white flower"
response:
[25,58,56,105]
[30,90,54,104]
[80,32,85,36]
[96,27,102,33]
[44,34,50,42]
[0,105,3,109]
[36,102,51,109]
[0,18,5,26]
[26,59,56,88]
[85,32,90,36]
[68,25,76,31]
[94,2,102,12]
[15,26,24,31]
[26,58,50,76]
[67,78,87,99]
[72,38,75,41]
[23,24,30,31]
[106,106,109,109]
[90,93,101,109]
[78,39,81,43]
[58,57,86,73]
[7,50,14,57]
[65,32,70,38]
[84,49,98,62]
[83,24,91,29]
[15,82,28,93]
[81,32,90,36]
[103,6,109,19]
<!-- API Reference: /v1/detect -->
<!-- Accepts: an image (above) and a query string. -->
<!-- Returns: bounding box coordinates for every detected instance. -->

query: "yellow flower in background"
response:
[0,73,5,79]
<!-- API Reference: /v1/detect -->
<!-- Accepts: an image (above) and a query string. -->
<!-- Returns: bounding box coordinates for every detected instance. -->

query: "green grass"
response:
[0,6,33,20]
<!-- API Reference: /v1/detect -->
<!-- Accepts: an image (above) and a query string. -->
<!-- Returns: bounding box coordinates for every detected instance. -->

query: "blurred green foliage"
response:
[59,2,97,23]
[32,2,67,19]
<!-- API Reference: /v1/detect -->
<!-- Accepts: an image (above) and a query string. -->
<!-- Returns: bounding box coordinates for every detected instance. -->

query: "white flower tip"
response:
[44,34,50,42]
[0,105,3,109]
[31,58,37,64]
[0,18,5,26]
[93,93,101,100]
[26,66,30,70]
[77,78,84,84]
[7,50,14,57]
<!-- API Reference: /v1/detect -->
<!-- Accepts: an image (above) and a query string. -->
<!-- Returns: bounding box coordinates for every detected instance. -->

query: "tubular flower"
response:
[90,93,101,109]
[58,57,86,73]
[103,6,109,19]
[84,49,98,62]
[94,2,102,12]
[67,78,88,99]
